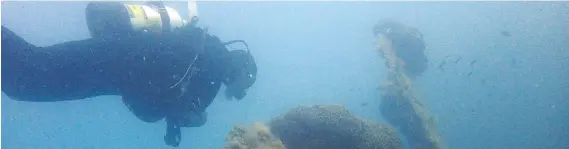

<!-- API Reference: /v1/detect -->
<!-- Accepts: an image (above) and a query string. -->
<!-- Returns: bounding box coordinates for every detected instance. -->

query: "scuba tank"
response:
[85,1,198,40]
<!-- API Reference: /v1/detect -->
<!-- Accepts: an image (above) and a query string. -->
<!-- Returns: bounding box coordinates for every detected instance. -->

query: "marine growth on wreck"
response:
[374,20,447,149]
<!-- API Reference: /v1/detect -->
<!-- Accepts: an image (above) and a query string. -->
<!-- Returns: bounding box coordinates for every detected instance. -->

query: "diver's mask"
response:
[223,40,257,100]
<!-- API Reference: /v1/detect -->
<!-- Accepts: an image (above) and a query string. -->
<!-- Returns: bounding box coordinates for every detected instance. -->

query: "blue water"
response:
[2,1,568,149]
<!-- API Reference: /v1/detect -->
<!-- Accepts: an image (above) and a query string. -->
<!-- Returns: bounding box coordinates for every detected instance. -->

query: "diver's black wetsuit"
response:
[1,25,232,146]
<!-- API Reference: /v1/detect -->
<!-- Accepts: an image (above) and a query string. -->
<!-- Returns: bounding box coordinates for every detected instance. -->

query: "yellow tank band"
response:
[125,4,145,19]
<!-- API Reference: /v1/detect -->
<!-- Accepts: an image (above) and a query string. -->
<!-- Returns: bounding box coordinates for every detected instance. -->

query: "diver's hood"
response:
[222,41,257,101]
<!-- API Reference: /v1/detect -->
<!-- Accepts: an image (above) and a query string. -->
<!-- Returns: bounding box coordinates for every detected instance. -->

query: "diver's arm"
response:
[161,77,221,147]
[163,110,208,147]
[164,118,182,147]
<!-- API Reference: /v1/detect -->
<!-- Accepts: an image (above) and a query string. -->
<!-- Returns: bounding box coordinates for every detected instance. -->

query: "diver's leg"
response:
[1,26,42,101]
[1,26,117,102]
[164,118,182,147]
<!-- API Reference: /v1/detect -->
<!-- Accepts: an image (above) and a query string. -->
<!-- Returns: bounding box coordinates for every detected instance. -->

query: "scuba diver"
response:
[1,1,257,147]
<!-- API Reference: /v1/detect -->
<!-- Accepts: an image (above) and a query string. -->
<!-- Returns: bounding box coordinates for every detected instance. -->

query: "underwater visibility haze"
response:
[1,1,568,149]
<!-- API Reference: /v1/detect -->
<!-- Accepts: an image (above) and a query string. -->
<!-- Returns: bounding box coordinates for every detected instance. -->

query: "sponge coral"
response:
[268,105,402,149]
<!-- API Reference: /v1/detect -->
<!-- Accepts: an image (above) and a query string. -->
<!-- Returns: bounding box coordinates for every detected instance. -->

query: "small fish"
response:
[487,92,494,97]
[467,72,473,76]
[454,56,462,64]
[500,31,512,37]
[360,102,369,107]
[469,60,477,66]
[438,55,452,72]
[437,61,446,72]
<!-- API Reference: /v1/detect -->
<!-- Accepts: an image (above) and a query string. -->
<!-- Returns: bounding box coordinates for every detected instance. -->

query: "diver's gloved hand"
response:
[164,119,181,147]
[163,111,208,147]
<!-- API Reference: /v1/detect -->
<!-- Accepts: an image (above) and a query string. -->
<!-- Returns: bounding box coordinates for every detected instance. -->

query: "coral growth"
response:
[222,122,286,149]
[268,104,402,149]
